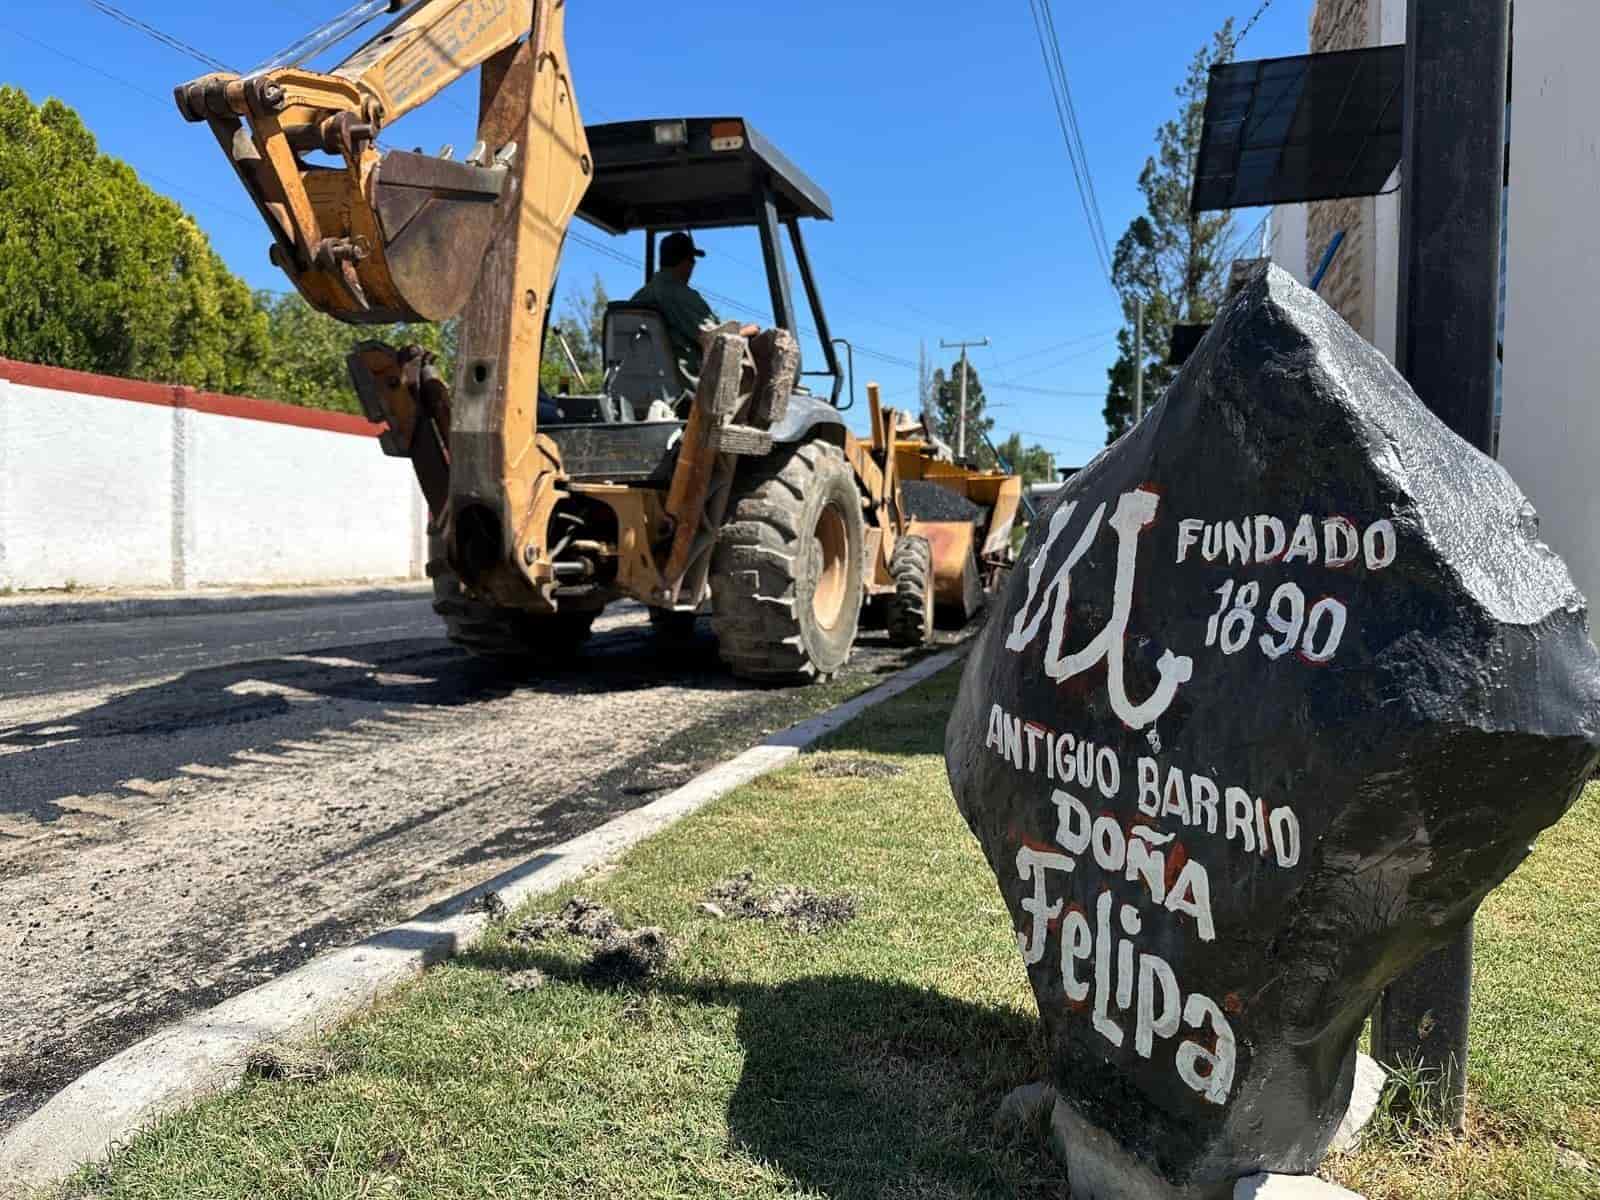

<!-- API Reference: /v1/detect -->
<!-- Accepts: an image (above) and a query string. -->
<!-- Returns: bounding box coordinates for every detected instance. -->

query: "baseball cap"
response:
[660,231,706,268]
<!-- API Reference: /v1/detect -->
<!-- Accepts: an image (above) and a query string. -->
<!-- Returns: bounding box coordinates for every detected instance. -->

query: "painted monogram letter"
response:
[1005,487,1193,729]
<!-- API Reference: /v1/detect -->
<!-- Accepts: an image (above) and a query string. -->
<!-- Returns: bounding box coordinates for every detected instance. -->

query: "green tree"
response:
[542,274,609,392]
[246,292,456,414]
[0,87,268,390]
[1103,22,1238,444]
[992,432,1056,488]
[931,357,992,462]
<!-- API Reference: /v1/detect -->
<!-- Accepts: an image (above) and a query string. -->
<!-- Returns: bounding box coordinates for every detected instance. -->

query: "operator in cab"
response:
[631,231,718,378]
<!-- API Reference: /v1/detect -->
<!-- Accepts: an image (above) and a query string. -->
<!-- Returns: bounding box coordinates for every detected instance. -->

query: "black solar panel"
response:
[1191,45,1406,214]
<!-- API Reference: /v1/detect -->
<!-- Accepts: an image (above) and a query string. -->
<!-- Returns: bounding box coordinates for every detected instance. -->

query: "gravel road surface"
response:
[0,594,953,1133]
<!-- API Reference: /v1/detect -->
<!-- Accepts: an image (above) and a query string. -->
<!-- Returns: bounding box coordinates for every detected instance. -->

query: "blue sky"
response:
[2,0,1312,461]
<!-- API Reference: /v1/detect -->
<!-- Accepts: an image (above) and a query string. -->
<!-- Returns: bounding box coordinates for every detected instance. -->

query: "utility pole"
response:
[1133,299,1145,423]
[1372,0,1511,1132]
[941,337,989,461]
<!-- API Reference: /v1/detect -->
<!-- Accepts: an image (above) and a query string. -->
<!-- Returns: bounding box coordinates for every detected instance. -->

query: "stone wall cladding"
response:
[1306,0,1374,338]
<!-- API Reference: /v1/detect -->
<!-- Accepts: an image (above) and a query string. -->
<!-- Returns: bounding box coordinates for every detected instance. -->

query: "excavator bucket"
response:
[368,151,507,322]
[173,0,542,325]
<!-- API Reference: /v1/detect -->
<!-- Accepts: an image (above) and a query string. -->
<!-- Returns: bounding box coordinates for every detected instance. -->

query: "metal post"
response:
[941,337,989,462]
[1134,299,1145,423]
[1373,0,1511,1132]
[957,345,969,459]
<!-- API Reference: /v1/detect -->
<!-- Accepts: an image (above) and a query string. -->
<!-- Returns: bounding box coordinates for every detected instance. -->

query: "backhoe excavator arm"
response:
[176,0,591,610]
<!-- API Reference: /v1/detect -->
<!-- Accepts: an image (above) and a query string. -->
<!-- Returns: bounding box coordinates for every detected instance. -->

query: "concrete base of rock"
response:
[992,1082,1059,1135]
[1048,1098,1232,1200]
[1043,1090,1376,1200]
[1329,1054,1388,1154]
[1234,1173,1365,1199]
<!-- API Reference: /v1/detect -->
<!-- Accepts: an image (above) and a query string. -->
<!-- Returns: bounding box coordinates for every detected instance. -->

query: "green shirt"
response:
[630,270,718,375]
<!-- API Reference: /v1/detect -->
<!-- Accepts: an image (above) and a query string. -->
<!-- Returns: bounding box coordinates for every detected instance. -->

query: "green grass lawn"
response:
[65,667,1600,1199]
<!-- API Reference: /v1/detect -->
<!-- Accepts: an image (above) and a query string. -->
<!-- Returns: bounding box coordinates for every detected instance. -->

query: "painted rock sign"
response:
[945,266,1600,1196]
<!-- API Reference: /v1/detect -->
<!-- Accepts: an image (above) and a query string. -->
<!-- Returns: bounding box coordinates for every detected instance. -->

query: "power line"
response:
[1040,0,1112,268]
[1,24,267,229]
[1234,0,1278,53]
[1005,336,1119,382]
[986,382,1106,399]
[1,22,171,108]
[987,328,1119,374]
[84,1,235,72]
[1026,0,1114,285]
[1001,428,1106,449]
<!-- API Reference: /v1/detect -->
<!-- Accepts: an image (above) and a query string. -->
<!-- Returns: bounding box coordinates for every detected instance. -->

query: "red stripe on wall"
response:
[0,357,383,438]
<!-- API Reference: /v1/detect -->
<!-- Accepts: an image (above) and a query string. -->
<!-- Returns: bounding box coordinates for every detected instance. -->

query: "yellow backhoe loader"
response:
[175,0,1019,680]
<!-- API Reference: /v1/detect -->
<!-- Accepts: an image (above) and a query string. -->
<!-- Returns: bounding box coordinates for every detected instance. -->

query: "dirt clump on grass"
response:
[470,890,509,923]
[809,755,906,779]
[705,869,857,934]
[508,896,619,944]
[508,897,672,986]
[582,927,672,987]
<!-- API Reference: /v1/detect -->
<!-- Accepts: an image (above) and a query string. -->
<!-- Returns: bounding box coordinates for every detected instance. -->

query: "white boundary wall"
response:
[0,361,426,592]
[1498,1,1600,613]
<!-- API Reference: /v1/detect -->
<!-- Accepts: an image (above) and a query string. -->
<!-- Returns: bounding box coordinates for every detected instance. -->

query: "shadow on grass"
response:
[462,941,1064,1199]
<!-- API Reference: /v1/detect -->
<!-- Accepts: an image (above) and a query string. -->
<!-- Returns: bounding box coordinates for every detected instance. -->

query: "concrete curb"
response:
[0,582,433,630]
[0,643,969,1193]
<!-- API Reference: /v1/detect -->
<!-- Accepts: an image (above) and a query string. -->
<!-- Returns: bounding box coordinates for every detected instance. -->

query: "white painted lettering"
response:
[1224,787,1256,852]
[1003,714,1023,771]
[1062,909,1092,1002]
[1364,519,1397,570]
[1137,757,1161,816]
[1254,515,1287,562]
[1024,722,1047,774]
[1015,846,1071,964]
[1176,994,1237,1105]
[1052,789,1093,856]
[1189,773,1219,834]
[1092,892,1124,1047]
[1283,514,1319,564]
[984,704,1005,756]
[1177,519,1204,564]
[1323,517,1359,567]
[1161,766,1191,825]
[1092,816,1127,873]
[1096,747,1121,800]
[1135,952,1182,1059]
[1269,806,1301,868]
[1165,859,1217,942]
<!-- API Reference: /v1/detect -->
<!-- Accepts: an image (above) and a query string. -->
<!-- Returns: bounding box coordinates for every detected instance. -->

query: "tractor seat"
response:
[603,302,685,421]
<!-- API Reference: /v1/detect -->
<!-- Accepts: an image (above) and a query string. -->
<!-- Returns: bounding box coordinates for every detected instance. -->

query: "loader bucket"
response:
[909,519,985,621]
[370,151,508,323]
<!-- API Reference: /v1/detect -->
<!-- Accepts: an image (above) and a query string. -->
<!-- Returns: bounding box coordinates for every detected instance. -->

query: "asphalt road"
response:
[0,595,443,700]
[0,592,949,1135]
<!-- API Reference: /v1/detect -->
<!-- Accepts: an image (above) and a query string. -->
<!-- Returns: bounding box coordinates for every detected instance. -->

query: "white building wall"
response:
[1499,0,1600,610]
[186,409,419,586]
[1370,0,1405,365]
[0,364,426,593]
[0,383,174,590]
[1268,203,1309,285]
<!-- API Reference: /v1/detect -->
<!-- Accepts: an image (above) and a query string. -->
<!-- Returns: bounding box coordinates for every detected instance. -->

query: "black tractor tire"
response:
[886,535,935,647]
[428,536,596,663]
[711,440,866,684]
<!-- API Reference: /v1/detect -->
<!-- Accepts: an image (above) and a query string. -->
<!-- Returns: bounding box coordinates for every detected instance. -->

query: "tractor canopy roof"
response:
[577,118,833,234]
